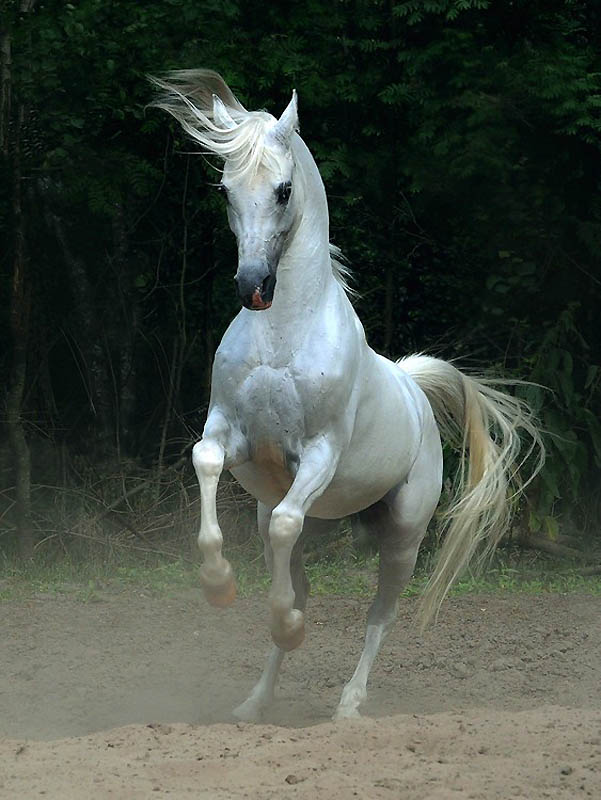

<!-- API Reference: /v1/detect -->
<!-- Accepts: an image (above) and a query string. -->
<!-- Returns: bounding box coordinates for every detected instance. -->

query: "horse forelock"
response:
[150,71,289,179]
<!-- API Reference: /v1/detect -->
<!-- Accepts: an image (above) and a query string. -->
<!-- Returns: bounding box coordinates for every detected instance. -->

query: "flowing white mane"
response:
[329,244,356,298]
[151,70,355,295]
[151,70,285,179]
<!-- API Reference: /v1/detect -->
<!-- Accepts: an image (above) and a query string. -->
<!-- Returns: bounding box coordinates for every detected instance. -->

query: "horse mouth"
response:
[249,289,272,311]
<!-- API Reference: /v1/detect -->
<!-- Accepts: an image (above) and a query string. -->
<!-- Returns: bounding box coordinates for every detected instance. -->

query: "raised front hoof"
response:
[203,577,236,608]
[200,560,236,608]
[271,611,305,652]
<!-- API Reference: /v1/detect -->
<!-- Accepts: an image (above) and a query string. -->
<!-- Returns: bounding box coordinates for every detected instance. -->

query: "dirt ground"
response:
[1,586,600,798]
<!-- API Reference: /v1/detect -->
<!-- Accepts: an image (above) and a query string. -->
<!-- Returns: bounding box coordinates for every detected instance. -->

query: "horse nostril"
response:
[261,273,276,302]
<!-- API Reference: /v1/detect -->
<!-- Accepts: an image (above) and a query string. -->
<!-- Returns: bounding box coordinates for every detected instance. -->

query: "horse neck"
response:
[262,135,335,327]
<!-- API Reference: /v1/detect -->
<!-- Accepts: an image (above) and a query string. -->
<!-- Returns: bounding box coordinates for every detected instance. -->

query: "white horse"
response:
[153,71,543,721]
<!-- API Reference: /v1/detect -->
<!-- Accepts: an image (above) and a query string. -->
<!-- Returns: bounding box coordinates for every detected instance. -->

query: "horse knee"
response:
[269,509,303,550]
[192,440,224,479]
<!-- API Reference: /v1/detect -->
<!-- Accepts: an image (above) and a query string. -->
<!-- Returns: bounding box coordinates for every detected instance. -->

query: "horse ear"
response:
[272,90,298,143]
[212,94,236,129]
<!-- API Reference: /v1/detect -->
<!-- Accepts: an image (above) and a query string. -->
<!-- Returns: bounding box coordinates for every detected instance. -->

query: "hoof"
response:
[333,706,362,722]
[232,698,264,724]
[271,611,305,652]
[200,560,236,608]
[203,577,236,608]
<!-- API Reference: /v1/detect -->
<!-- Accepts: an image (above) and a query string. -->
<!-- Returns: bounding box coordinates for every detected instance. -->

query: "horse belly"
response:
[230,444,294,509]
[308,440,414,518]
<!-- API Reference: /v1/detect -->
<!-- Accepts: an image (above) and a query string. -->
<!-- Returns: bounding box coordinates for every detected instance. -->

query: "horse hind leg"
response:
[334,434,442,720]
[232,645,285,723]
[333,502,420,719]
[233,503,311,722]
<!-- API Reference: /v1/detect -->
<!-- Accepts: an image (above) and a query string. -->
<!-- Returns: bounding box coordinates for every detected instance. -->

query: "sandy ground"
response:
[1,587,600,798]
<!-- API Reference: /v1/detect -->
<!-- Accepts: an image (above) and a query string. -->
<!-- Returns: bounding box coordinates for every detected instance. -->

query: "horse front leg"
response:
[234,503,313,721]
[192,436,236,607]
[268,438,338,651]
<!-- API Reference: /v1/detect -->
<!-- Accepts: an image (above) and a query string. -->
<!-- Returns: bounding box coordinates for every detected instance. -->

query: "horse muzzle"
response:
[235,266,276,311]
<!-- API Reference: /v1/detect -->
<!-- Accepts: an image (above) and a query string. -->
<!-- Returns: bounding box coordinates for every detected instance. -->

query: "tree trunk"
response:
[0,28,11,156]
[156,157,191,494]
[383,264,394,355]
[51,214,115,456]
[109,201,136,457]
[6,102,33,557]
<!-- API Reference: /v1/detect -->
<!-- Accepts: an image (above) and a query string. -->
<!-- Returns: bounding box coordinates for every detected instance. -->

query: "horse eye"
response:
[276,182,292,205]
[217,184,229,201]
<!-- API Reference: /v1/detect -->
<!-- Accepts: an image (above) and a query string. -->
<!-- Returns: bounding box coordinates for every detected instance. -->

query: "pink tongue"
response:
[251,289,271,309]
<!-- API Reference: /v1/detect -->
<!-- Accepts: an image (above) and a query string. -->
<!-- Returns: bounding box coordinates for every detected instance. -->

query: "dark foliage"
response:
[1,0,600,552]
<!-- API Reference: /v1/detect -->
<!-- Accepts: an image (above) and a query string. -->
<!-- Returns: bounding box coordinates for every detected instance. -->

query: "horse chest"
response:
[235,365,306,454]
[224,365,304,504]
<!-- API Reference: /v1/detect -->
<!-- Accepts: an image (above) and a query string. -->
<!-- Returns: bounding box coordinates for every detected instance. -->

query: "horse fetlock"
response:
[340,683,366,707]
[200,559,236,607]
[231,697,265,724]
[198,526,223,554]
[199,555,232,585]
[333,704,362,721]
[335,684,366,720]
[271,609,305,652]
[232,683,275,723]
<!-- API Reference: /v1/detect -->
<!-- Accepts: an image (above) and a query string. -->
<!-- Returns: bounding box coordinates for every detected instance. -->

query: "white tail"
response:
[397,355,545,629]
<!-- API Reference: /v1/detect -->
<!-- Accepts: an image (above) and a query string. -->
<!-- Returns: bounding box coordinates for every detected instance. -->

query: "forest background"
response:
[1,0,600,569]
